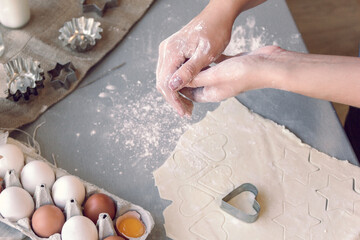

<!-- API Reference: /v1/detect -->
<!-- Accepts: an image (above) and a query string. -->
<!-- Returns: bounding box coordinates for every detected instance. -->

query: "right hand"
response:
[156,2,235,116]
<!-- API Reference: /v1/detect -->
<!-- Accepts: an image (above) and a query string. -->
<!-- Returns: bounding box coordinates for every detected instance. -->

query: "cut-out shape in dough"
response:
[173,151,207,180]
[193,134,227,162]
[316,175,360,214]
[178,185,214,217]
[273,202,321,240]
[198,165,234,194]
[275,147,319,185]
[189,211,228,240]
[283,179,308,206]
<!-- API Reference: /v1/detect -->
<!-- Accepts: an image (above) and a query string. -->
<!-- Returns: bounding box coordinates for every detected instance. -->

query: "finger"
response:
[171,91,194,116]
[180,87,222,103]
[168,41,212,91]
[161,90,190,116]
[186,66,218,88]
[180,94,194,116]
[156,40,190,116]
[214,54,232,63]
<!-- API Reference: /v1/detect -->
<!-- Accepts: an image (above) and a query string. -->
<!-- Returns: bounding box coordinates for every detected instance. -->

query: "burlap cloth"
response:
[0,0,154,129]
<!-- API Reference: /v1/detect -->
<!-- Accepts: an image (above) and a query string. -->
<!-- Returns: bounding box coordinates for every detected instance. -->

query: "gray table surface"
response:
[2,0,358,239]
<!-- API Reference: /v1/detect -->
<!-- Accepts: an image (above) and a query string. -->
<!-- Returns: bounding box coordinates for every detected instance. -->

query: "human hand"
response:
[156,2,237,116]
[180,46,285,102]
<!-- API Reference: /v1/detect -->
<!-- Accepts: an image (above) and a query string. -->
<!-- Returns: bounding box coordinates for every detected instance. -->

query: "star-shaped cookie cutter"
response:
[81,0,119,17]
[220,183,260,223]
[48,62,77,90]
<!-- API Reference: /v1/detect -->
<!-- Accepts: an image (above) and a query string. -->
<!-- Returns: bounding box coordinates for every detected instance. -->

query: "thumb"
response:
[168,50,211,91]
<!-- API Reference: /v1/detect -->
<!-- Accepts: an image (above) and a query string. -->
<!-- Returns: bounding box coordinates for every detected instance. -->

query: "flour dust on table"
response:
[154,98,360,240]
[224,16,278,55]
[94,82,204,175]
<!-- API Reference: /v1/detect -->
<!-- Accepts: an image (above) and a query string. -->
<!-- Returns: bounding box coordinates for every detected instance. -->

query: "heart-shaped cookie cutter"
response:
[220,183,260,223]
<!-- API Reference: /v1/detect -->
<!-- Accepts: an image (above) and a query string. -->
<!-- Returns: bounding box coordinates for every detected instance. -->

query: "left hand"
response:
[180,46,284,102]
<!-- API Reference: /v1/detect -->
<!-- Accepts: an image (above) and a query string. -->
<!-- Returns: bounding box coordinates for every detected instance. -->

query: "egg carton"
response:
[0,131,154,240]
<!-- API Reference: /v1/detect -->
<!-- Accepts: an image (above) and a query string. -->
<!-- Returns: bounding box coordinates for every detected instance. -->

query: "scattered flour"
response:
[224,16,277,55]
[289,33,302,45]
[106,84,117,91]
[98,92,109,98]
[95,81,199,174]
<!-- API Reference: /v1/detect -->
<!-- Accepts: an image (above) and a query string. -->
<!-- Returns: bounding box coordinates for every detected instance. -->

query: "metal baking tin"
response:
[48,62,77,90]
[3,57,44,101]
[59,16,103,52]
[81,0,119,17]
[220,183,260,223]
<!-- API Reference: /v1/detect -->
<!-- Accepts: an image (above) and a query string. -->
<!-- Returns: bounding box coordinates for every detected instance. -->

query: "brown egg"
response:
[104,236,126,240]
[83,193,116,223]
[31,205,65,237]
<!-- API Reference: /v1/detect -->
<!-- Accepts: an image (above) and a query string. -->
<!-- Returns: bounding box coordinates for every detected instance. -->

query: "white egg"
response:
[52,175,85,209]
[0,187,34,221]
[20,160,55,195]
[61,215,98,240]
[0,144,24,178]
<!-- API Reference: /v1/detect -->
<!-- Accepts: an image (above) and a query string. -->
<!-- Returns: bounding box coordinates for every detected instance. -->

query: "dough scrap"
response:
[153,98,360,240]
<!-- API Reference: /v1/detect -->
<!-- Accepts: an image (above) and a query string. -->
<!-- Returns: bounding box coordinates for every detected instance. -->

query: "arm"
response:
[181,46,360,107]
[156,0,266,116]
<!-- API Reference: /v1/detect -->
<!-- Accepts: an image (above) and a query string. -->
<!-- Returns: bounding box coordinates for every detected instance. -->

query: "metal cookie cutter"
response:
[59,16,103,52]
[81,0,119,17]
[220,183,260,223]
[48,62,77,90]
[4,56,44,101]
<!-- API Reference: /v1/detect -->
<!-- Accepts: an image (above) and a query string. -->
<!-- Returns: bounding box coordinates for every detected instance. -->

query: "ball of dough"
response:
[0,187,34,221]
[52,175,85,209]
[61,216,98,240]
[21,160,55,195]
[0,144,24,178]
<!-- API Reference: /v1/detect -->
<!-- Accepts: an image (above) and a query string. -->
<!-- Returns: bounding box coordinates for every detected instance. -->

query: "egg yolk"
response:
[117,217,145,238]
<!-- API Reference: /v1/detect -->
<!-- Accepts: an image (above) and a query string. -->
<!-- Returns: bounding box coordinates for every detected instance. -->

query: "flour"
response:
[98,92,109,98]
[105,84,116,91]
[95,81,200,174]
[224,16,277,55]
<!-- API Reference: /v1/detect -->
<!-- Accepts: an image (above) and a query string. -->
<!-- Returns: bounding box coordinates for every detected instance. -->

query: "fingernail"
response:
[184,112,192,118]
[169,77,183,91]
[177,108,185,117]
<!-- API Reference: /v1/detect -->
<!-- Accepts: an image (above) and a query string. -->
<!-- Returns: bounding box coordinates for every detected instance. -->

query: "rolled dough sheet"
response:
[153,98,360,240]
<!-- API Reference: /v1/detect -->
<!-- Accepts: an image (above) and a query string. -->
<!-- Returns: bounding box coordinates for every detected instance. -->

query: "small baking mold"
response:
[81,0,119,17]
[48,62,77,90]
[3,57,44,101]
[59,16,103,52]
